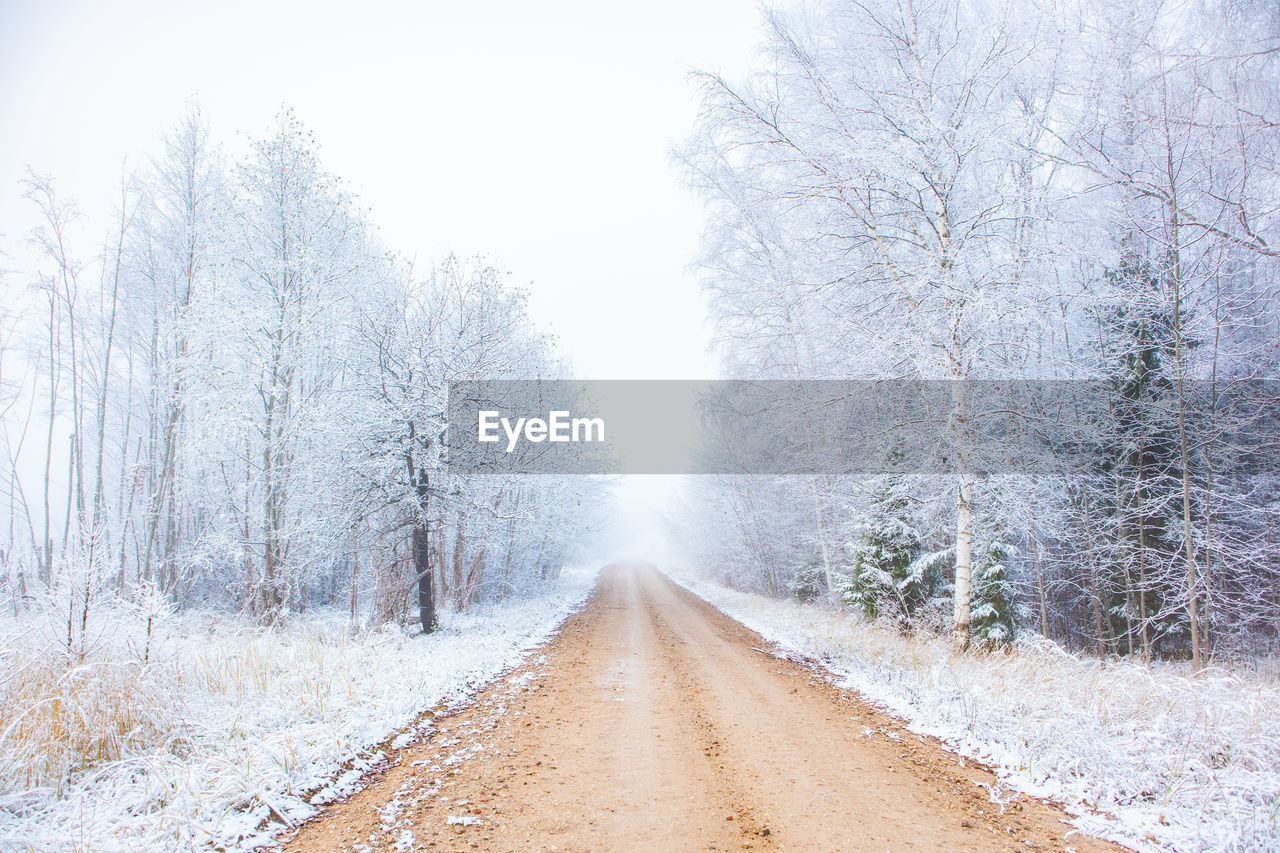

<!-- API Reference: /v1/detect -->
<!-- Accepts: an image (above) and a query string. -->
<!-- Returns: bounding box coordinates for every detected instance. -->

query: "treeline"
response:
[0,107,601,632]
[677,0,1280,663]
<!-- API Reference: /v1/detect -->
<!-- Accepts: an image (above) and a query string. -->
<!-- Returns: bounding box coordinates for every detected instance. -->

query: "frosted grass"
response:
[0,566,597,852]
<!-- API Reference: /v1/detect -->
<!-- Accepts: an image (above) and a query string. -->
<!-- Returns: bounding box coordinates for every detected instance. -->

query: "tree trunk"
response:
[415,466,436,634]
[953,477,973,651]
[1029,500,1049,638]
[451,514,467,610]
[350,552,360,625]
[1167,177,1201,671]
[434,518,448,605]
[951,380,973,652]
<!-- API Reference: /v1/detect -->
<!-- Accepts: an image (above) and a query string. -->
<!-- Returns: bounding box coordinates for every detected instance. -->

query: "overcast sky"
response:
[0,0,766,379]
[1,0,769,557]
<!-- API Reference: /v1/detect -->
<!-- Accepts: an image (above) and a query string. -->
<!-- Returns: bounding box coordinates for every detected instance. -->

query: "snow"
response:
[0,566,598,852]
[671,571,1280,853]
[445,815,483,826]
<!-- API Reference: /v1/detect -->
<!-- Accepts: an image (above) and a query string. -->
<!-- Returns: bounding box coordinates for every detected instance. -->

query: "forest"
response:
[675,0,1280,666]
[1,108,604,634]
[1,0,1279,849]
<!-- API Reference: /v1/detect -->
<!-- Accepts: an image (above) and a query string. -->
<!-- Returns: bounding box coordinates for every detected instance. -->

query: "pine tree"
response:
[839,485,922,624]
[970,528,1018,650]
[788,555,827,603]
[1091,257,1187,658]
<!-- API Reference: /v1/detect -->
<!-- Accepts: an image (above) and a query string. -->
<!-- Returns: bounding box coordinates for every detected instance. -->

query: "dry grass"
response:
[0,570,598,852]
[0,649,173,798]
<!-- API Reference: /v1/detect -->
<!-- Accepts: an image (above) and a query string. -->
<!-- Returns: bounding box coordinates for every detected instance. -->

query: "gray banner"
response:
[445,379,1280,475]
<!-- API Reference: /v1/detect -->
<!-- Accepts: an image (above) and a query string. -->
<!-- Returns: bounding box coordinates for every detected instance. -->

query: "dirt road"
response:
[278,565,1124,852]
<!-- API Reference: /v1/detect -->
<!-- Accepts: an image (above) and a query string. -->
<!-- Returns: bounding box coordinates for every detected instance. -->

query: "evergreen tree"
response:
[971,528,1018,650]
[839,485,923,624]
[788,555,827,603]
[1091,257,1188,657]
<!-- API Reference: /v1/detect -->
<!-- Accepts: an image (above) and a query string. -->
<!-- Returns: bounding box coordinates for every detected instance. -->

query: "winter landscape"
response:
[2,0,1279,851]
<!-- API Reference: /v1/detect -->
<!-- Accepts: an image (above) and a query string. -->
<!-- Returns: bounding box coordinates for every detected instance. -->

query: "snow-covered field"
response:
[0,566,598,853]
[672,572,1280,853]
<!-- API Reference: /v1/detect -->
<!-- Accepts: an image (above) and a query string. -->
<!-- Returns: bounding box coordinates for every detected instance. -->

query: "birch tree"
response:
[682,0,1055,648]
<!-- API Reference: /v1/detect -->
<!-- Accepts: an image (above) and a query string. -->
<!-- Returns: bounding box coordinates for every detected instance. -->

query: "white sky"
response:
[1,0,768,561]
[0,0,767,379]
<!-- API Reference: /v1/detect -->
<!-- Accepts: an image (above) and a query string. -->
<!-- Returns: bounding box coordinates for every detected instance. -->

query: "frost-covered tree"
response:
[839,484,922,623]
[1,104,601,625]
[681,0,1059,649]
[1042,0,1280,665]
[970,524,1018,650]
[788,555,827,603]
[212,109,374,616]
[678,0,1280,664]
[128,105,224,597]
[352,254,602,629]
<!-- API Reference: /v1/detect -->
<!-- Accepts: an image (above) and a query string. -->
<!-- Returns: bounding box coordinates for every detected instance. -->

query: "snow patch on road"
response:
[671,572,1280,853]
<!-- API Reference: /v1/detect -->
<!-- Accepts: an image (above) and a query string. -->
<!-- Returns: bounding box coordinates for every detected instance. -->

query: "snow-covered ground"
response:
[671,571,1280,853]
[0,566,598,852]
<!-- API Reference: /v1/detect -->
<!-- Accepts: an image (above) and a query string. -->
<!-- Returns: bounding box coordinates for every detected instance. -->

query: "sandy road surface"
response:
[277,565,1125,853]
